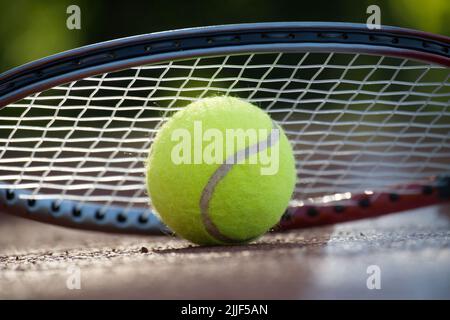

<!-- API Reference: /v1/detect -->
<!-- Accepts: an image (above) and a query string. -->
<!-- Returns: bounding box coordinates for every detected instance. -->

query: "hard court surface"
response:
[0,205,449,299]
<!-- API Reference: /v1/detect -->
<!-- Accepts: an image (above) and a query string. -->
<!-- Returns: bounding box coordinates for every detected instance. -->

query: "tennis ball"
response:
[146,96,296,245]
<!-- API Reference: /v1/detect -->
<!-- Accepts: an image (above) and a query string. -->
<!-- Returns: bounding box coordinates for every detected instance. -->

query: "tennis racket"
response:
[0,22,449,236]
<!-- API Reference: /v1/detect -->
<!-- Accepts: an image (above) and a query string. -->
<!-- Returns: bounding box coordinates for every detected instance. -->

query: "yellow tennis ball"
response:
[146,96,296,245]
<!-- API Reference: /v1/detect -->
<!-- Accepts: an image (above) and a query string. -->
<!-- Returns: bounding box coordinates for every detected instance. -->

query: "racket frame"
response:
[0,22,449,235]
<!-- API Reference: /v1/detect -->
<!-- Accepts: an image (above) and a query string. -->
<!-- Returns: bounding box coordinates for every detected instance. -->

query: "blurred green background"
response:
[0,0,448,72]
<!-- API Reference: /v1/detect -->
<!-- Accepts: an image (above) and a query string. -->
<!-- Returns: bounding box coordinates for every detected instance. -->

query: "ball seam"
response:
[199,120,280,243]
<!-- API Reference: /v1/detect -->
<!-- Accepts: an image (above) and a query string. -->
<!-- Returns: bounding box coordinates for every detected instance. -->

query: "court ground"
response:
[0,204,449,299]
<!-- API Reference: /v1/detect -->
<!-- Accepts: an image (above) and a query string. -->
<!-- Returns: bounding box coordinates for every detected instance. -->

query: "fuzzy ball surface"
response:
[146,96,296,245]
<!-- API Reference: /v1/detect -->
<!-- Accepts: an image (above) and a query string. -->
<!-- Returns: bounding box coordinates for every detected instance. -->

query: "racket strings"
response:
[0,52,449,211]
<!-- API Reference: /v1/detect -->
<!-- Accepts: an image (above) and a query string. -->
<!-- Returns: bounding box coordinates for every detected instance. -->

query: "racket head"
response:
[0,22,449,235]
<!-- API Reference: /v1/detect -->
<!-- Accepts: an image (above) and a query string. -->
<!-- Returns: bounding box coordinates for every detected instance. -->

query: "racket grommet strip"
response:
[333,205,346,213]
[116,213,127,223]
[5,189,15,201]
[138,214,149,224]
[95,209,106,220]
[389,193,400,202]
[306,207,319,217]
[72,206,82,217]
[27,198,36,207]
[51,201,60,212]
[422,186,434,195]
[358,198,371,208]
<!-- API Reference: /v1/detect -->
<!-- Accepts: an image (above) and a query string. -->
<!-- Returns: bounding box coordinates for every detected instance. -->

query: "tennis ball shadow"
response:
[154,226,335,255]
